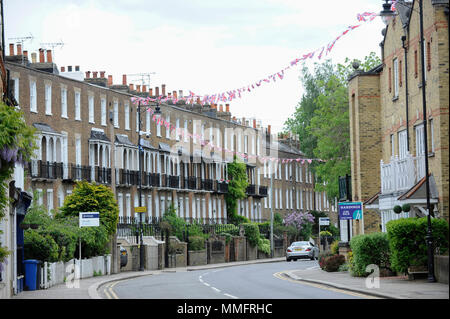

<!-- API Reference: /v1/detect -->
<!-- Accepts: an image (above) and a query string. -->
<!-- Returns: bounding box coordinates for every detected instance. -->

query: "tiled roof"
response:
[33,123,58,134]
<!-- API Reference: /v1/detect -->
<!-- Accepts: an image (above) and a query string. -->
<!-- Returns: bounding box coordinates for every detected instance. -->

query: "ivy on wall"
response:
[225,156,249,225]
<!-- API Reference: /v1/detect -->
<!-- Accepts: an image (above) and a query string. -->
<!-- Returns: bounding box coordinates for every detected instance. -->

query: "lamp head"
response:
[380,0,396,25]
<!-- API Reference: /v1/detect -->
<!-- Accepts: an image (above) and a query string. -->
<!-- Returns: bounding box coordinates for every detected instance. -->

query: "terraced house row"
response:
[4,44,337,225]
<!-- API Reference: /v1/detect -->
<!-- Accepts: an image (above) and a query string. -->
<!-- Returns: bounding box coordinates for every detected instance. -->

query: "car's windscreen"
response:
[292,242,309,247]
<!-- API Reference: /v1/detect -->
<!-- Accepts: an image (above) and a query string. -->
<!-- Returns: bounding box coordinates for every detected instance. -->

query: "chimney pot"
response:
[39,48,45,63]
[108,75,113,86]
[100,71,105,78]
[219,105,223,112]
[162,84,166,96]
[268,125,271,134]
[46,50,52,63]
[122,74,127,86]
[149,88,153,96]
[142,85,147,92]
[17,44,22,55]
[155,87,160,96]
[23,50,28,58]
[92,71,98,78]
[85,71,91,78]
[61,66,65,72]
[136,85,141,92]
[9,43,15,56]
[31,52,37,63]
[129,84,134,91]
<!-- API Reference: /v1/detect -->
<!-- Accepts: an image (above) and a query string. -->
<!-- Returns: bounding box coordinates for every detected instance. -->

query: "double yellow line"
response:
[102,281,120,299]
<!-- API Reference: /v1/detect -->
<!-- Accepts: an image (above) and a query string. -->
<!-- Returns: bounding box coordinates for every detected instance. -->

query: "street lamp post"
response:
[138,101,145,271]
[380,0,435,282]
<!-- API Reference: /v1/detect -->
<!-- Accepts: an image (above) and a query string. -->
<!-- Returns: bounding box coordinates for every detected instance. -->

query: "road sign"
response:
[134,206,147,213]
[338,202,363,220]
[79,212,100,227]
[319,217,330,226]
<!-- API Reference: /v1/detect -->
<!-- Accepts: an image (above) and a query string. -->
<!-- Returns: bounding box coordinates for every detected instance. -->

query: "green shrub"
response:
[349,232,390,277]
[162,203,186,241]
[24,230,59,262]
[330,240,340,255]
[258,237,271,255]
[386,217,449,274]
[321,254,346,272]
[189,236,205,251]
[242,223,260,247]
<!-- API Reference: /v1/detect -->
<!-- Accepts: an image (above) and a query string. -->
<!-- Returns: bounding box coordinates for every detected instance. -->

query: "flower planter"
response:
[30,224,39,229]
[20,223,30,230]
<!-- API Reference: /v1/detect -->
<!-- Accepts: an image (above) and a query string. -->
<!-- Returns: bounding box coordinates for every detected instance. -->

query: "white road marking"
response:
[224,293,238,299]
[211,287,221,293]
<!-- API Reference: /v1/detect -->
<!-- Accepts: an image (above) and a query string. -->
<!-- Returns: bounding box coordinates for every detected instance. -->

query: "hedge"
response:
[386,217,449,274]
[349,232,390,277]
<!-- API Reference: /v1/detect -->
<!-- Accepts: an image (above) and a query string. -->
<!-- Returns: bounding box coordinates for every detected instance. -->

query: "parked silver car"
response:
[286,241,319,261]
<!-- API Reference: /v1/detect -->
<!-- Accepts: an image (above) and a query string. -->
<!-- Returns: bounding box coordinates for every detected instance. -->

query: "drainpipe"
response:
[401,35,410,152]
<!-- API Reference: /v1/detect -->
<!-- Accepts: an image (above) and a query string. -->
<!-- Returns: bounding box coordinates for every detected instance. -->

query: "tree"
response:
[57,181,119,236]
[225,156,249,225]
[284,211,315,240]
[284,52,381,199]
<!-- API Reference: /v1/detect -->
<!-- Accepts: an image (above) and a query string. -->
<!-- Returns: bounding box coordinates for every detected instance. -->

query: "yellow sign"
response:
[134,206,147,213]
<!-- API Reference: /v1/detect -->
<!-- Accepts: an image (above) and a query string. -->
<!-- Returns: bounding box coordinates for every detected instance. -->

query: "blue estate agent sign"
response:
[338,202,363,220]
[79,212,100,227]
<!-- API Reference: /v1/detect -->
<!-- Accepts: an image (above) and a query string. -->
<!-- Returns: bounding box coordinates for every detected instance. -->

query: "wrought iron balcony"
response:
[258,185,268,197]
[169,175,180,188]
[202,179,213,191]
[246,184,256,196]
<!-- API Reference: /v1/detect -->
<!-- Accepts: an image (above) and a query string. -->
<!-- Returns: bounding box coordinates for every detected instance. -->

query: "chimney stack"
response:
[226,104,230,113]
[162,84,166,96]
[92,71,98,78]
[136,85,141,92]
[39,48,45,63]
[155,87,160,96]
[85,71,91,78]
[149,88,153,96]
[142,85,147,92]
[268,125,271,134]
[9,43,14,56]
[23,50,28,59]
[108,75,113,86]
[219,105,223,112]
[100,71,105,78]
[122,74,127,85]
[61,66,65,72]
[31,52,37,63]
[129,84,134,91]
[46,50,52,63]
[17,44,22,55]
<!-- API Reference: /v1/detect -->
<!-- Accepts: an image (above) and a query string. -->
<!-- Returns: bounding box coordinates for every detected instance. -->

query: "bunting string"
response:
[131,11,378,107]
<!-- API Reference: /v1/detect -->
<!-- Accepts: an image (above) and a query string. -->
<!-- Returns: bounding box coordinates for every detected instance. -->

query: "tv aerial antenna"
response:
[128,72,156,88]
[8,33,34,64]
[39,40,65,61]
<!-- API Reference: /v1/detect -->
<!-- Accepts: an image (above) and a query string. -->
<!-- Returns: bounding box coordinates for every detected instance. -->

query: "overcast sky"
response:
[4,0,385,134]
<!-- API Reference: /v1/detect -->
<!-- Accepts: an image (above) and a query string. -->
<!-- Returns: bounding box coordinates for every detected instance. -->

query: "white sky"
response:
[4,0,385,134]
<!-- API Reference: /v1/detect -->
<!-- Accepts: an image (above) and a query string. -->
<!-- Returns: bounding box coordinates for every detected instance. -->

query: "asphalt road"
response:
[100,260,369,299]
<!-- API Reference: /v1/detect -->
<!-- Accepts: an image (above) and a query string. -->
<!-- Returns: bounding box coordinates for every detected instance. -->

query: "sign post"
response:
[318,217,330,252]
[78,212,100,279]
[338,202,363,241]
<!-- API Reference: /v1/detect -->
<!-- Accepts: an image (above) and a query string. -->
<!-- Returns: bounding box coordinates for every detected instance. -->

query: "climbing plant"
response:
[225,156,249,225]
[0,101,37,264]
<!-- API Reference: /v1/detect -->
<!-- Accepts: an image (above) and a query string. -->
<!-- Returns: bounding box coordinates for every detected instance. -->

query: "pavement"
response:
[10,257,449,299]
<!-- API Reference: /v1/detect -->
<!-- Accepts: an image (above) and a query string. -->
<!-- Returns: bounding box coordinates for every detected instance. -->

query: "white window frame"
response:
[101,98,107,126]
[166,115,171,139]
[61,87,68,118]
[47,189,54,214]
[393,57,399,98]
[398,130,408,159]
[125,103,130,130]
[30,79,37,113]
[118,193,124,218]
[88,95,95,123]
[45,83,52,115]
[114,100,119,128]
[429,119,434,153]
[75,90,81,121]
